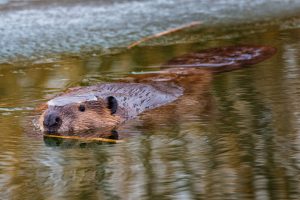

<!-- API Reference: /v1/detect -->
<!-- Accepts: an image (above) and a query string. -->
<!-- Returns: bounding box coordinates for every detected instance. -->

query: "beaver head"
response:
[39,95,120,134]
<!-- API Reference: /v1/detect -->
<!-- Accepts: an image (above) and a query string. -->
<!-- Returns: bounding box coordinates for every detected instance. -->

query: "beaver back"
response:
[48,82,183,119]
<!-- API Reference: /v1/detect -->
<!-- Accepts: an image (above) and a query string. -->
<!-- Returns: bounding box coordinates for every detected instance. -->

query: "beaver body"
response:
[38,45,276,134]
[48,82,183,118]
[40,82,185,133]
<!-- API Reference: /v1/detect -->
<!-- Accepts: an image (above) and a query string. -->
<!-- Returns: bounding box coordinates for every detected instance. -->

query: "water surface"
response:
[1,1,300,200]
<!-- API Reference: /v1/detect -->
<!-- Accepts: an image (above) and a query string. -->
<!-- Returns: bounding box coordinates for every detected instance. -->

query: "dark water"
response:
[1,1,300,200]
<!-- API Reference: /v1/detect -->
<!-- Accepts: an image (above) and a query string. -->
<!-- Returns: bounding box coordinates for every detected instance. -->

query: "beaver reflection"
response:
[38,45,276,136]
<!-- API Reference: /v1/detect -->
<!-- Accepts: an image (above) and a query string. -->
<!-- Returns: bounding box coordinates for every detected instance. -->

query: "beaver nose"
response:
[43,111,62,131]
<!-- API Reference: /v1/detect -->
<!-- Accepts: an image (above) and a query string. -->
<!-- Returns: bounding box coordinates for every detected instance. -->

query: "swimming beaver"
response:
[38,45,276,134]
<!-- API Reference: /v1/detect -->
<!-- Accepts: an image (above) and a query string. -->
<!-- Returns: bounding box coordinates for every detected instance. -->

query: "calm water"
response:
[1,1,300,200]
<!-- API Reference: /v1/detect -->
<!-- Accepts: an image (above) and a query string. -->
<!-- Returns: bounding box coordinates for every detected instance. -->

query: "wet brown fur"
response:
[38,45,276,134]
[39,99,122,133]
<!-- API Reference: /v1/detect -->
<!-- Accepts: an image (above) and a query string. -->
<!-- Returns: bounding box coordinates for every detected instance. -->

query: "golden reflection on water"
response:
[1,22,300,199]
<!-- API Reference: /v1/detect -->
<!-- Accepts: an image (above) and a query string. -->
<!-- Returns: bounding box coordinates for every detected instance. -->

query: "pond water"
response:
[1,0,300,199]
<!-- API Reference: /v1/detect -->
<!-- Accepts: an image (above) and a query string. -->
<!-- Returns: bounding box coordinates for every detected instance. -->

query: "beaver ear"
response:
[106,96,118,114]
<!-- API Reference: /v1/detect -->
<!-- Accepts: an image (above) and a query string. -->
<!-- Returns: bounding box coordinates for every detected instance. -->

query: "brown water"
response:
[1,1,300,200]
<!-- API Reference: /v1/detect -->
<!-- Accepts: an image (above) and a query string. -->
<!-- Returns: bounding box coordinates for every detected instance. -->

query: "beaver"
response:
[38,45,276,134]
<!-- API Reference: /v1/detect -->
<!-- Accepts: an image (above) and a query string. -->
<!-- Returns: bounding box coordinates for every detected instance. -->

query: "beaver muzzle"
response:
[43,111,62,133]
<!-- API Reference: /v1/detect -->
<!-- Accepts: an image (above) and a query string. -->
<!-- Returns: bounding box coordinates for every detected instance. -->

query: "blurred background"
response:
[1,0,300,199]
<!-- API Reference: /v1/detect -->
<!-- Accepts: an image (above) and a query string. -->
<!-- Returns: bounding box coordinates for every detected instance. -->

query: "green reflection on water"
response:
[1,17,300,200]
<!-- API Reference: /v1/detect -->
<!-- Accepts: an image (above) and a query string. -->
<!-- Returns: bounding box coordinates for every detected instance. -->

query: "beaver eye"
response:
[78,104,86,112]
